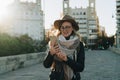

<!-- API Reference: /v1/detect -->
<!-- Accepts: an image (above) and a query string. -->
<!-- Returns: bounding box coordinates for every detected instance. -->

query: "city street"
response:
[0,50,120,80]
[0,0,118,80]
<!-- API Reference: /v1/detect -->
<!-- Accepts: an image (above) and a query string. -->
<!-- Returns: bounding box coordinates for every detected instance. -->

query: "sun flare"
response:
[0,7,9,18]
[0,0,13,22]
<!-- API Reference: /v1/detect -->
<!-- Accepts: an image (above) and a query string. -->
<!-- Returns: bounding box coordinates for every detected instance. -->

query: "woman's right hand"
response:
[49,41,60,56]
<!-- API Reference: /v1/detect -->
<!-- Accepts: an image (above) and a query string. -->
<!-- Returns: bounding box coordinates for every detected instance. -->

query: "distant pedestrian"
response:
[43,15,85,80]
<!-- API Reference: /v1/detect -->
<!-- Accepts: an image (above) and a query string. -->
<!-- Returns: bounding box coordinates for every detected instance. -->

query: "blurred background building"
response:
[116,0,120,48]
[63,0,101,49]
[0,0,44,41]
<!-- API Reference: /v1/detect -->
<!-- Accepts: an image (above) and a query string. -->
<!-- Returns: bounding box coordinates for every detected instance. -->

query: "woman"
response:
[43,15,85,80]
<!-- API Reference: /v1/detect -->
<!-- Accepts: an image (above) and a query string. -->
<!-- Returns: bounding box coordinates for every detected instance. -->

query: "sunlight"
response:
[0,7,9,19]
[0,1,10,22]
[0,0,12,33]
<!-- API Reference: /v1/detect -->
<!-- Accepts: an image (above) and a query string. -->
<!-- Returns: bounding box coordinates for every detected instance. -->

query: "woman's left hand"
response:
[56,52,68,61]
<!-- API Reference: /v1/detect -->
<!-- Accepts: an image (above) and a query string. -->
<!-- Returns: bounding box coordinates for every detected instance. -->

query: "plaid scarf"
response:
[57,35,80,80]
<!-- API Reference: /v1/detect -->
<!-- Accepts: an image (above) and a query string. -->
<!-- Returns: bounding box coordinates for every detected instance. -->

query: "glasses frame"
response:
[60,26,72,30]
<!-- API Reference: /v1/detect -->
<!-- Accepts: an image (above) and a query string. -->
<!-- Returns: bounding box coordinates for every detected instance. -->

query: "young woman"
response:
[43,15,85,80]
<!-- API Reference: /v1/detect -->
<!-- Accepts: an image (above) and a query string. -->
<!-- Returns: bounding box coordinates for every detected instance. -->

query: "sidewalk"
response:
[0,50,120,80]
[0,63,50,80]
[109,47,120,55]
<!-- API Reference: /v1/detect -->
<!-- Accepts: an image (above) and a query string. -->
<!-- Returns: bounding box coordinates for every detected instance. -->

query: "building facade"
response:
[63,0,99,48]
[1,0,44,41]
[99,26,107,37]
[116,0,120,48]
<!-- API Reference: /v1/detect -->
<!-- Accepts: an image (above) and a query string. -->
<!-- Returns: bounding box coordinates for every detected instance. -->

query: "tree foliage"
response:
[0,33,47,56]
[96,35,115,50]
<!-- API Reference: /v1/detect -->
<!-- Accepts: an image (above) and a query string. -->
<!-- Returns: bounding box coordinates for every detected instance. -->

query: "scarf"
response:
[57,35,80,80]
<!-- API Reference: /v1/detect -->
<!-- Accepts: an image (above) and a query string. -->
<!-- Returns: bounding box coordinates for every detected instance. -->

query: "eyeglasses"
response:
[60,26,72,30]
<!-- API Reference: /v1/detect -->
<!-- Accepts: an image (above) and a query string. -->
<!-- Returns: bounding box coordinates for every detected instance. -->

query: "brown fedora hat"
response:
[54,15,79,31]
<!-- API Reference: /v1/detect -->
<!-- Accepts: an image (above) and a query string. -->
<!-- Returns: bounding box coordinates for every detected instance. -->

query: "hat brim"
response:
[54,19,79,31]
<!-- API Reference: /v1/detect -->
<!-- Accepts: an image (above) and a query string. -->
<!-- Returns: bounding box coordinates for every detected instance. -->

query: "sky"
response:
[0,0,116,36]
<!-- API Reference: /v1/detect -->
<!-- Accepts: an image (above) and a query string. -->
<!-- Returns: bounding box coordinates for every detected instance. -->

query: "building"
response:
[63,0,100,48]
[0,0,44,41]
[99,26,107,37]
[116,0,120,48]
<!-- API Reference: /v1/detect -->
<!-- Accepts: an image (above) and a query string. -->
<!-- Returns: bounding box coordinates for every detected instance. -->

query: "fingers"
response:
[49,41,54,47]
[49,40,58,47]
[54,45,59,49]
[49,41,67,61]
[56,52,67,61]
[49,44,60,55]
[53,45,60,52]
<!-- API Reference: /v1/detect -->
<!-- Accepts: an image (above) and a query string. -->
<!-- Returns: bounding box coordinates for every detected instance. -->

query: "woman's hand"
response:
[49,41,60,56]
[56,52,68,61]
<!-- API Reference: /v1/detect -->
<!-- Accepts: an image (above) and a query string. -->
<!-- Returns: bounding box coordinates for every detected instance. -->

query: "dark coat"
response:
[43,41,85,79]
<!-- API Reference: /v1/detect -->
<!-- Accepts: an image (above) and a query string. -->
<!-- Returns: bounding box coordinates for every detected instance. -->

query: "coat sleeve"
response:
[43,52,54,68]
[64,42,85,72]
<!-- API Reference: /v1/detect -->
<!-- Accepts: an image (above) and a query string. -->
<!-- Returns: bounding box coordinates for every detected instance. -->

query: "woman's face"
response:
[60,21,73,37]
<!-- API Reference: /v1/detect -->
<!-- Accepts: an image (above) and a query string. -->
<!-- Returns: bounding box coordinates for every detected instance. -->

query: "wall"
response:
[0,52,46,74]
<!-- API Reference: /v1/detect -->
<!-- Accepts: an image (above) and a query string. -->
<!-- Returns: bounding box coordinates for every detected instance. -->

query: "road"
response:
[0,50,120,80]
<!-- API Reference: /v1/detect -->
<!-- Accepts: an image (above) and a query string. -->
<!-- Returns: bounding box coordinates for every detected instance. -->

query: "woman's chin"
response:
[63,34,69,37]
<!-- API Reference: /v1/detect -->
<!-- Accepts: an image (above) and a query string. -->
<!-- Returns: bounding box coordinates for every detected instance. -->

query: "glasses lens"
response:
[60,26,71,30]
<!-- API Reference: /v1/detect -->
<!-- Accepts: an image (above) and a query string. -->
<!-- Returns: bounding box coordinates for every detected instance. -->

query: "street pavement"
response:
[0,50,120,80]
[81,50,120,80]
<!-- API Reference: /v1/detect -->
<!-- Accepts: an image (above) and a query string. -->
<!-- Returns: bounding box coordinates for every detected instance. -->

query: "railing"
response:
[0,52,46,74]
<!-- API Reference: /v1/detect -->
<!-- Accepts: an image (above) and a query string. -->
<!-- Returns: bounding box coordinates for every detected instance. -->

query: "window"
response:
[117,6,120,8]
[76,13,79,15]
[90,3,94,7]
[80,12,82,15]
[73,13,75,15]
[64,3,68,8]
[92,29,98,33]
[83,12,86,15]
[89,39,96,43]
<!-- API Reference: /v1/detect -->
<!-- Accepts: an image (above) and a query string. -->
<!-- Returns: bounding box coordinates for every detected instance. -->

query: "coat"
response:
[43,41,85,80]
